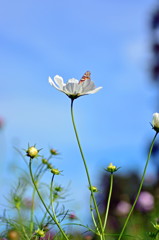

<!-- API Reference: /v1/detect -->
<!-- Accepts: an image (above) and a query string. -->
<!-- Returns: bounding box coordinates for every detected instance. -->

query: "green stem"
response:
[118,132,158,240]
[30,187,36,234]
[50,174,58,219]
[90,195,100,235]
[103,173,114,231]
[29,159,69,240]
[17,208,30,240]
[70,99,103,237]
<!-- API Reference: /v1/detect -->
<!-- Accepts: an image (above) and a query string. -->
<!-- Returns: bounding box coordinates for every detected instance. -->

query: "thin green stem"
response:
[118,132,158,240]
[103,173,114,231]
[17,208,30,240]
[29,159,69,240]
[50,174,58,219]
[70,99,103,237]
[30,187,36,235]
[90,195,100,235]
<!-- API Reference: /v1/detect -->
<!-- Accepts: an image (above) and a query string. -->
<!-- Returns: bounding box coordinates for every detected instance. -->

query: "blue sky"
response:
[0,0,157,224]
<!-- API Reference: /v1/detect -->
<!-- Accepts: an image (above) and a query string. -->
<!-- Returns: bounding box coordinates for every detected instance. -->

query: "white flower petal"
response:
[67,78,79,84]
[81,79,91,88]
[83,81,95,92]
[86,87,103,94]
[48,77,61,90]
[62,85,70,94]
[65,82,79,94]
[152,112,159,128]
[54,75,65,89]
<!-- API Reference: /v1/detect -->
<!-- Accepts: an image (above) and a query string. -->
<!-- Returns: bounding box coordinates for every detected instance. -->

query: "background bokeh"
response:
[0,0,157,225]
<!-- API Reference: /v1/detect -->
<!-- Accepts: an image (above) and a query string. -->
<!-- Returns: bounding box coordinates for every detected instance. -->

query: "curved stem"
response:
[29,159,69,240]
[70,100,103,237]
[118,132,158,240]
[103,173,114,231]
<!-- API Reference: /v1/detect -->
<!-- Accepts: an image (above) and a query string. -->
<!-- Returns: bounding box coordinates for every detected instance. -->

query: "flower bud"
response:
[89,186,98,192]
[54,185,63,192]
[51,168,61,175]
[105,163,118,173]
[50,148,59,155]
[35,229,45,237]
[152,113,159,132]
[7,230,19,240]
[13,195,21,210]
[47,163,53,169]
[26,146,38,159]
[153,223,159,230]
[68,213,77,220]
[42,158,48,164]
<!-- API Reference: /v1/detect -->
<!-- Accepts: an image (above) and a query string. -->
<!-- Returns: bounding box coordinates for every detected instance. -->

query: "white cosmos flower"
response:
[48,75,102,99]
[152,113,159,131]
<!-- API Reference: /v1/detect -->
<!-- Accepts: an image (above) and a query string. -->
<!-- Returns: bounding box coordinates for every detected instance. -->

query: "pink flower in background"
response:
[42,231,54,240]
[137,191,154,211]
[84,236,93,240]
[68,213,77,220]
[23,198,34,209]
[0,117,4,129]
[115,201,131,216]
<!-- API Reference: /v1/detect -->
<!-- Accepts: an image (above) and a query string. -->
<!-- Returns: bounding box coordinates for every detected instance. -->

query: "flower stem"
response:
[30,187,36,234]
[70,99,103,236]
[90,196,100,235]
[50,174,57,220]
[103,173,114,231]
[17,208,30,240]
[118,132,158,240]
[29,159,69,240]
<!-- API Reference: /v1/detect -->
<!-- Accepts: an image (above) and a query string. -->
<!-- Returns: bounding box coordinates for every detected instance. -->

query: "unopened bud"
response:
[153,223,159,230]
[42,158,48,164]
[152,113,159,132]
[105,163,118,173]
[35,229,45,237]
[7,230,19,240]
[50,148,59,155]
[89,186,98,192]
[26,146,38,159]
[51,168,61,175]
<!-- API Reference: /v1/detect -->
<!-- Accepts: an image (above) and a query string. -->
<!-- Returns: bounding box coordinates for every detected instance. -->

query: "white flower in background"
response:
[152,113,159,131]
[48,71,102,100]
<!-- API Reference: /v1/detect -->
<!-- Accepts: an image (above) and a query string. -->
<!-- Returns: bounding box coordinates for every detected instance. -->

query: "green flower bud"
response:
[89,186,98,192]
[35,229,45,237]
[153,223,159,230]
[50,148,59,155]
[51,168,61,175]
[54,186,63,192]
[47,163,53,169]
[42,158,48,164]
[105,163,119,173]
